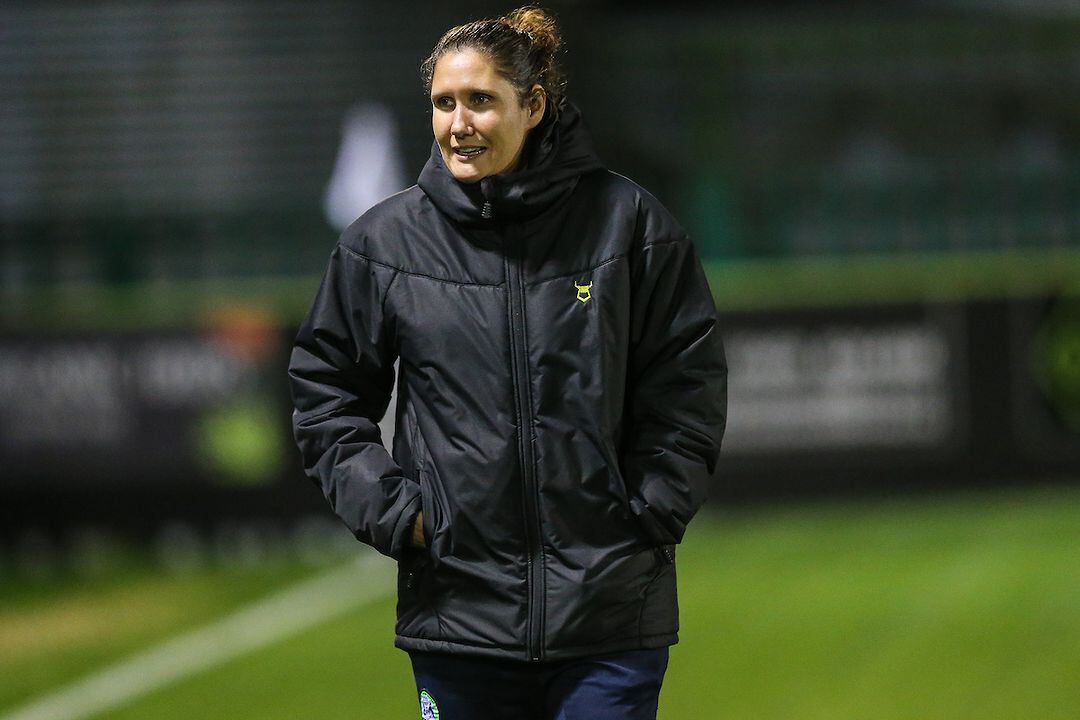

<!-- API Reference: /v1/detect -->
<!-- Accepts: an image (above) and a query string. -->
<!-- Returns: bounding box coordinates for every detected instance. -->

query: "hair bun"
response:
[501,6,561,54]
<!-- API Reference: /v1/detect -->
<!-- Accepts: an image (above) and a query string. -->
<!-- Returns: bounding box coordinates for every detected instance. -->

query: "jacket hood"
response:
[417,100,604,225]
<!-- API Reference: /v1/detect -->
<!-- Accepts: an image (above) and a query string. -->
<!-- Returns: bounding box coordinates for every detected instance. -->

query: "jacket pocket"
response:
[656,544,674,565]
[402,548,430,592]
[626,495,674,565]
[398,542,432,610]
[418,470,439,550]
[408,406,441,553]
[626,500,674,565]
[628,495,669,544]
[416,461,450,560]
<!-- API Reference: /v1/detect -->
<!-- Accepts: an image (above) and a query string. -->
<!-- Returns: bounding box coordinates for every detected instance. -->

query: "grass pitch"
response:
[3,484,1078,720]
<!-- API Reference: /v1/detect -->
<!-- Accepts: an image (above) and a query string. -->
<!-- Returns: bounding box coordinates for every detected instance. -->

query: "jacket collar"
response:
[417,100,604,226]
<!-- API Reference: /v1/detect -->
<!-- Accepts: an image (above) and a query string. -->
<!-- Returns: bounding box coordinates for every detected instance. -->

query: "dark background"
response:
[2,1,1078,543]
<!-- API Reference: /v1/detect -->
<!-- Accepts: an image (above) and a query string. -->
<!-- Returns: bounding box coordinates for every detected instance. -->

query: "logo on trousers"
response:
[419,689,440,720]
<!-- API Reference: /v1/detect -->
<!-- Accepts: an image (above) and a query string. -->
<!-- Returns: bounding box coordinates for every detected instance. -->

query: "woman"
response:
[289,6,726,719]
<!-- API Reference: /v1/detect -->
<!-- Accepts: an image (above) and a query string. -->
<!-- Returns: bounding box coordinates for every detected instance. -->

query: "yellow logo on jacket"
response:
[575,281,593,304]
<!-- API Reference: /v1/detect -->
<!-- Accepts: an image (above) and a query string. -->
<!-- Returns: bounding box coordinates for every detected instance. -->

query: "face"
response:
[430,48,545,183]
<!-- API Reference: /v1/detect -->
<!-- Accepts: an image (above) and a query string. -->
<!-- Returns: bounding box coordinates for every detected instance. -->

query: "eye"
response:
[472,93,492,105]
[433,96,454,110]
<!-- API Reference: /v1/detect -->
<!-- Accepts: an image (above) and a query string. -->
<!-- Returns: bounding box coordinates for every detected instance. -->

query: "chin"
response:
[451,169,483,183]
[443,151,503,183]
[449,163,486,183]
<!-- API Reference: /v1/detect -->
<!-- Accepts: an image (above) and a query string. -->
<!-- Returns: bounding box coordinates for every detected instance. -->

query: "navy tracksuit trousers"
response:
[409,647,669,720]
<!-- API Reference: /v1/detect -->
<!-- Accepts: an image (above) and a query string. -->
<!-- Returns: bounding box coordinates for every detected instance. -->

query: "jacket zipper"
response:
[502,218,545,662]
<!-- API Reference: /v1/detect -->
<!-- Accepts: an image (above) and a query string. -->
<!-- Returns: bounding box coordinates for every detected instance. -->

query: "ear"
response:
[525,84,546,129]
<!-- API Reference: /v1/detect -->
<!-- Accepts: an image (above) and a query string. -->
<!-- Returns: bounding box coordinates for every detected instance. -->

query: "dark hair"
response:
[421,6,566,118]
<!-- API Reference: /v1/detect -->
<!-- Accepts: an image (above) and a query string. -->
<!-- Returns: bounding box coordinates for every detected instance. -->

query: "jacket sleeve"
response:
[622,222,728,547]
[287,242,421,560]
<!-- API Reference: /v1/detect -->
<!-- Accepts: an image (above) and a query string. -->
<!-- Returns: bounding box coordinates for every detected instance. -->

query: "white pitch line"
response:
[1,552,395,720]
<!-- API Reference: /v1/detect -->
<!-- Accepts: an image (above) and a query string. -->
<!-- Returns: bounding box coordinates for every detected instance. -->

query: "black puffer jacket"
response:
[288,102,726,662]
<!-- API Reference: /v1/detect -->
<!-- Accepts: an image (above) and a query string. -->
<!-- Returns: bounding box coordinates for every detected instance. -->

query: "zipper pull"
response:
[481,200,493,219]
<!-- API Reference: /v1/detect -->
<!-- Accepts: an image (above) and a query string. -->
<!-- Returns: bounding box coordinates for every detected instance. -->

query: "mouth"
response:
[453,146,487,160]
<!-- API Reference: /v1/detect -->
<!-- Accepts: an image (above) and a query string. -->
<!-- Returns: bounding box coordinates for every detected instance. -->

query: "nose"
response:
[450,106,473,137]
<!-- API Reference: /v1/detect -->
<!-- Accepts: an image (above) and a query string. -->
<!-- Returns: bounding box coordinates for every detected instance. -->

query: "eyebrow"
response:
[430,87,498,100]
